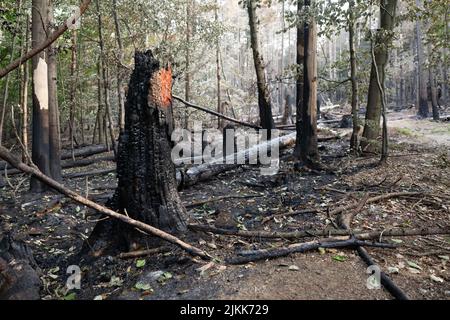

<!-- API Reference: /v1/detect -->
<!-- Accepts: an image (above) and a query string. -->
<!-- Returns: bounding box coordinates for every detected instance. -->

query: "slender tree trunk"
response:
[69,30,77,156]
[294,0,305,158]
[47,0,61,181]
[21,15,30,162]
[96,0,116,156]
[415,0,428,118]
[112,0,125,134]
[30,0,50,192]
[93,60,105,145]
[429,65,440,120]
[279,0,285,114]
[361,0,397,154]
[349,0,360,153]
[297,0,319,165]
[215,1,222,129]
[0,0,23,145]
[184,0,192,130]
[246,0,274,133]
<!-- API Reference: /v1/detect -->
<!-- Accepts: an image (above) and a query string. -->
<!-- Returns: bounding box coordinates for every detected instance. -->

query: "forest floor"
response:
[0,108,449,300]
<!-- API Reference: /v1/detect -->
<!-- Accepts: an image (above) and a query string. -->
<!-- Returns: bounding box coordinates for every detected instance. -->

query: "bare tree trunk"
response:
[361,0,397,154]
[415,0,428,118]
[95,0,116,156]
[30,0,51,192]
[69,30,77,156]
[20,14,30,162]
[112,0,125,134]
[349,0,360,153]
[279,0,285,114]
[47,0,61,181]
[246,0,275,133]
[0,0,23,145]
[429,65,440,120]
[297,0,319,165]
[215,1,223,130]
[294,0,305,158]
[93,60,105,145]
[184,0,192,130]
[87,51,188,254]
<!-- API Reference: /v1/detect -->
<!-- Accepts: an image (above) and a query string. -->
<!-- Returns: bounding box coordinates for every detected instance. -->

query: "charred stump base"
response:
[84,51,187,256]
[0,234,41,300]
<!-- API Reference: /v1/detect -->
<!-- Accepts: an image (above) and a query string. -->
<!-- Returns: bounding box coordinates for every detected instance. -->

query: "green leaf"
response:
[333,255,346,262]
[136,259,146,268]
[64,292,76,300]
[158,272,173,283]
[407,261,422,270]
[135,282,153,291]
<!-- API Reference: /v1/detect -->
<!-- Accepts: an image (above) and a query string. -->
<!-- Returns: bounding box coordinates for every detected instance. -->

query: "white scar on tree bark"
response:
[34,57,49,111]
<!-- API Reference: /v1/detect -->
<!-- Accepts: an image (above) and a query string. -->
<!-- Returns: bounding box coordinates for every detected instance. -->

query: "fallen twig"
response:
[118,247,171,259]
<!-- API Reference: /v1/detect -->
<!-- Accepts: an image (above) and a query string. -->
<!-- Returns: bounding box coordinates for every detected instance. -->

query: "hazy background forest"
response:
[0,0,448,154]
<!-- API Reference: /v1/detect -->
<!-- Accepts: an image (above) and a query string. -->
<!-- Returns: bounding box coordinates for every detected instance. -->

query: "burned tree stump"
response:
[86,51,187,254]
[0,234,41,300]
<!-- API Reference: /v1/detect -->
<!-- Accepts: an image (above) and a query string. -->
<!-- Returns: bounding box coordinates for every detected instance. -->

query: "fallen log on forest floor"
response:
[188,224,450,241]
[177,132,296,188]
[0,146,211,261]
[63,168,116,179]
[226,238,396,265]
[0,144,111,173]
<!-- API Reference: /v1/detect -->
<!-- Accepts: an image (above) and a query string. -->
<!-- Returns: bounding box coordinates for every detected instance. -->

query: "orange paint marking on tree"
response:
[149,66,173,109]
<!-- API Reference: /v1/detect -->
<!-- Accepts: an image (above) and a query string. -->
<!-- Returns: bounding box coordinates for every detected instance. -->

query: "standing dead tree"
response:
[86,51,190,254]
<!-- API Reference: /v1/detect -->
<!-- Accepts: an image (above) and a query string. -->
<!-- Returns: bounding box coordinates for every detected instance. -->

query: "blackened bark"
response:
[87,51,187,253]
[298,0,319,165]
[30,0,50,193]
[247,0,275,132]
[294,0,304,158]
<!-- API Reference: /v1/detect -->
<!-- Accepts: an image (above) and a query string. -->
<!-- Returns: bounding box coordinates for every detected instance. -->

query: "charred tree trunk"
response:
[246,0,275,133]
[86,51,187,254]
[30,0,51,192]
[298,0,319,165]
[348,0,360,153]
[294,0,304,158]
[47,0,62,182]
[428,62,440,120]
[415,0,428,118]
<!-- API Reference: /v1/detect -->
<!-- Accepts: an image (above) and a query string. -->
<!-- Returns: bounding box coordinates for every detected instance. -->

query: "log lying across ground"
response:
[188,224,450,241]
[226,238,396,265]
[0,144,111,172]
[177,132,296,187]
[0,146,211,260]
